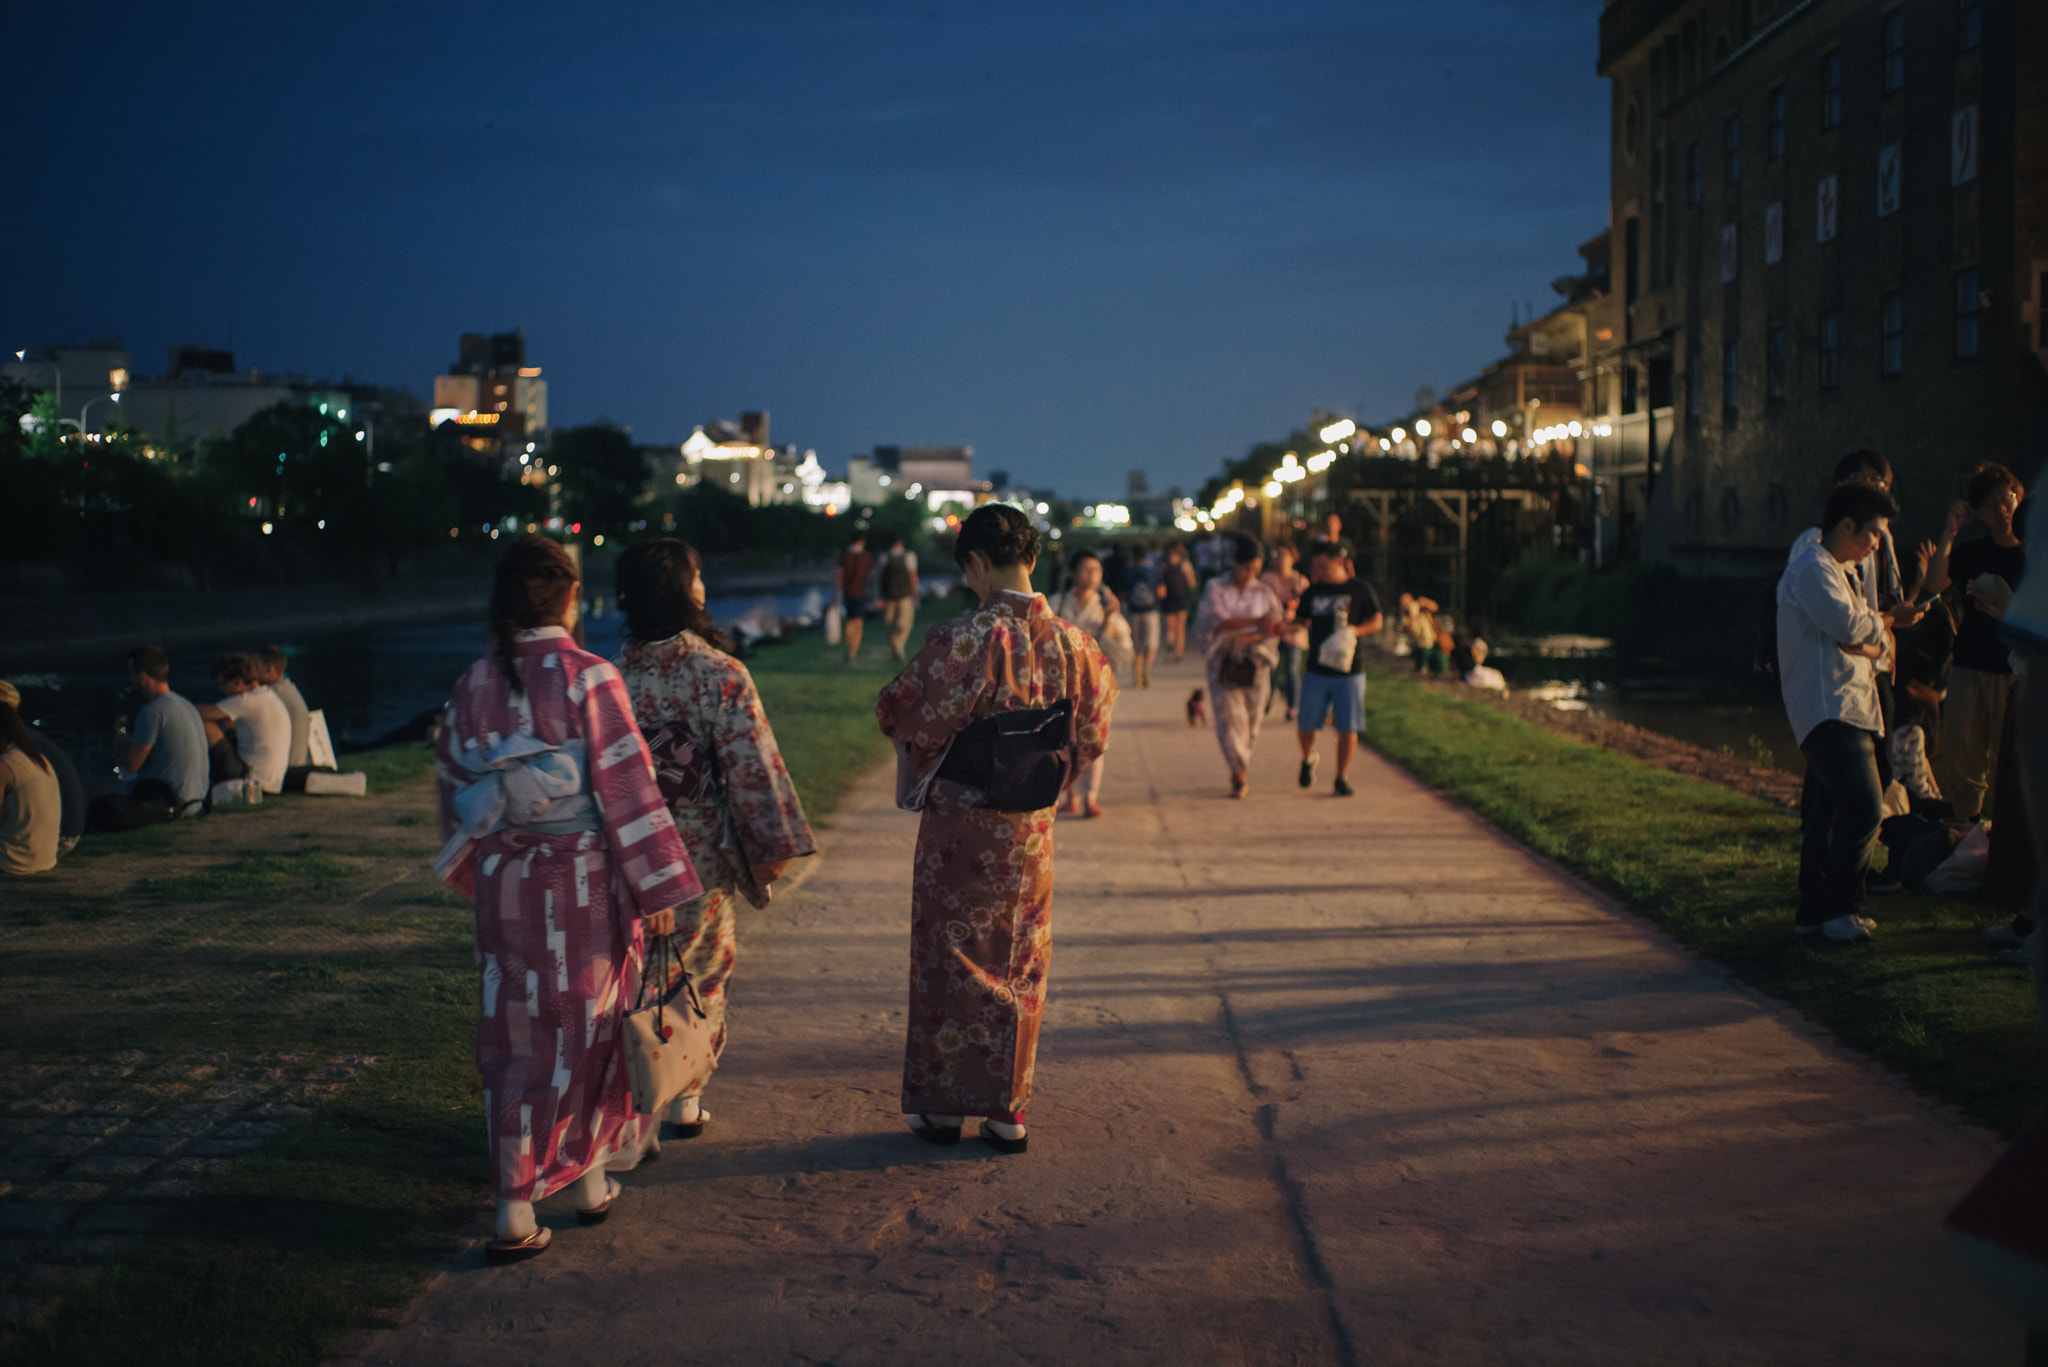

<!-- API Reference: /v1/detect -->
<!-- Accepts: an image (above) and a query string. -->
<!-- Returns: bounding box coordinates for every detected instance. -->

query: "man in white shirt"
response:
[197,652,292,795]
[1777,482,1917,942]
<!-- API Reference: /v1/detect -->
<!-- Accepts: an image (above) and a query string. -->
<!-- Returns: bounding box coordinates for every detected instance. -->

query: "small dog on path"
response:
[1186,688,1206,726]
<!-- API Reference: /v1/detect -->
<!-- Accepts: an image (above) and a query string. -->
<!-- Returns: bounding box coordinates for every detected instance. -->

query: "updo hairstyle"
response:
[490,535,580,693]
[952,504,1041,571]
[615,538,729,651]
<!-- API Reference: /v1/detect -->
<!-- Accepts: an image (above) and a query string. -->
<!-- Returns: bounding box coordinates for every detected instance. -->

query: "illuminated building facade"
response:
[1595,0,2048,573]
[431,328,547,458]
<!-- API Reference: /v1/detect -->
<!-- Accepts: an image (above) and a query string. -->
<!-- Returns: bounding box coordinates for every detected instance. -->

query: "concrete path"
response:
[339,655,2013,1366]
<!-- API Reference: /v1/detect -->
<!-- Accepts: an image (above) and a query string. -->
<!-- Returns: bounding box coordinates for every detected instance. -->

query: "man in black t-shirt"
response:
[1293,543,1383,796]
[1926,464,2027,820]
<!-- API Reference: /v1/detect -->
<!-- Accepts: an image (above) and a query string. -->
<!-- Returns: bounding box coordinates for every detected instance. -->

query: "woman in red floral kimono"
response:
[436,536,701,1264]
[876,505,1118,1155]
[612,540,817,1136]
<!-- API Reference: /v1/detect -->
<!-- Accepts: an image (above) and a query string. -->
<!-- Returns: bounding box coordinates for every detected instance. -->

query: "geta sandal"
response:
[485,1226,553,1264]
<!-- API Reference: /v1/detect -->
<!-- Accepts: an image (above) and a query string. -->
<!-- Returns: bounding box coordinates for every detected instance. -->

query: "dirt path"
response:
[336,655,2010,1365]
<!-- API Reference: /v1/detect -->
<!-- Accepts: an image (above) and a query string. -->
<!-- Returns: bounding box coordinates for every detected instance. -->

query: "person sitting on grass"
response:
[90,646,210,830]
[1776,482,1923,943]
[253,645,312,771]
[196,652,291,795]
[0,689,62,874]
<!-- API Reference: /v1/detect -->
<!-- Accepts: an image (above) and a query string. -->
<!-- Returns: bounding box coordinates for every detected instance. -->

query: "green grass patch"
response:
[3,615,924,1365]
[131,849,362,903]
[1363,669,2043,1134]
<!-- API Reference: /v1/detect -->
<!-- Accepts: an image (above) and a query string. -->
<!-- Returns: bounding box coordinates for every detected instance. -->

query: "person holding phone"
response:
[1925,463,2027,821]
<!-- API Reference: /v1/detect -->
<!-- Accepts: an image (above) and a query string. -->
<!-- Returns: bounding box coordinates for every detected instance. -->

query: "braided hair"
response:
[490,535,580,693]
[615,538,729,652]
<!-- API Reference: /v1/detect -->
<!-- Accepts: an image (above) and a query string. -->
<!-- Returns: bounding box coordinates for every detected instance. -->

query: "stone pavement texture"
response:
[338,656,2014,1366]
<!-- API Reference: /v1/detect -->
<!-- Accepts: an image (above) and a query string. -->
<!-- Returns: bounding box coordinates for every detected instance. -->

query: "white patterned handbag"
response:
[621,936,717,1114]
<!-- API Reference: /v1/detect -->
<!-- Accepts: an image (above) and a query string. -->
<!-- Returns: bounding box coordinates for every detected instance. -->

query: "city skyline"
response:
[4,1,1609,498]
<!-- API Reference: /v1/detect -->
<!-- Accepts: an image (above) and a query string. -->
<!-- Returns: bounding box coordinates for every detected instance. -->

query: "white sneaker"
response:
[1984,920,2034,950]
[1796,914,1873,942]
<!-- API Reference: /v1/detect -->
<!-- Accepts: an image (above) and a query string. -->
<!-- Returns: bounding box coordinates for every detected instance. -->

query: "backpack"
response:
[883,555,915,600]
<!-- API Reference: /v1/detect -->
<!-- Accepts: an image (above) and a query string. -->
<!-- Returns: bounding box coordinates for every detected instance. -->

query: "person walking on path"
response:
[1049,550,1126,818]
[1159,541,1198,661]
[1123,543,1163,689]
[1193,533,1285,798]
[1259,543,1309,721]
[613,540,817,1138]
[838,533,874,665]
[1925,462,2027,821]
[1777,483,1914,943]
[880,535,920,663]
[876,504,1118,1156]
[434,535,702,1264]
[1294,541,1383,798]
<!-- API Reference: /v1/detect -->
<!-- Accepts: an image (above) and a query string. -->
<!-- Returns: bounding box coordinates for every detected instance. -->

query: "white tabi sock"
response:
[496,1199,536,1241]
[985,1118,1027,1141]
[906,1112,963,1130]
[668,1095,704,1124]
[576,1165,612,1210]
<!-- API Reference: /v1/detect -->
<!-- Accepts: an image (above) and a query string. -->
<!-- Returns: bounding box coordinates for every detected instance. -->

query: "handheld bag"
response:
[1318,624,1359,673]
[936,699,1074,812]
[621,936,718,1114]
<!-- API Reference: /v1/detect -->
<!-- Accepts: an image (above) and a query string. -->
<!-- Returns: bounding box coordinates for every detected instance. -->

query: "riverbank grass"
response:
[1363,668,2042,1135]
[0,617,917,1365]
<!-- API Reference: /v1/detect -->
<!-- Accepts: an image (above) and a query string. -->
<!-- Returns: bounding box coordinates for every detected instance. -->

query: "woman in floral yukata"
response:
[436,536,701,1265]
[876,504,1118,1155]
[612,539,817,1136]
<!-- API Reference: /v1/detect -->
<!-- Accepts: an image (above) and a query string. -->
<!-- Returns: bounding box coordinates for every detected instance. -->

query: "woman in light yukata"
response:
[612,539,817,1137]
[436,535,700,1265]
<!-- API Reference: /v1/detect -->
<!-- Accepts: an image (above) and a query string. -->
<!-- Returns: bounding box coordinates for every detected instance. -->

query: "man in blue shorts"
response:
[1294,543,1383,796]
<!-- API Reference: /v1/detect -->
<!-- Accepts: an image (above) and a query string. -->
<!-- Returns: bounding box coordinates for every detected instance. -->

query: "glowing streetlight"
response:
[1460,427,1477,444]
[1414,419,1432,437]
[1390,427,1406,443]
[1491,420,1508,438]
[1318,417,1356,444]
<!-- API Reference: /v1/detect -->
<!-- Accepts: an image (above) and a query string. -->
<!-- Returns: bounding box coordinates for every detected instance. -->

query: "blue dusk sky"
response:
[4,1,1610,499]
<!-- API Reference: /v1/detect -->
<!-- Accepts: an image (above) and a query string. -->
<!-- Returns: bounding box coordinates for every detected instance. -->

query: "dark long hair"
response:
[0,703,50,774]
[490,535,580,693]
[615,539,729,651]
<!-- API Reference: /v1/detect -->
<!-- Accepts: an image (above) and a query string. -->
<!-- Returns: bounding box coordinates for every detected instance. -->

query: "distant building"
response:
[846,445,982,510]
[431,329,547,458]
[1594,0,2048,573]
[661,412,839,508]
[4,338,130,434]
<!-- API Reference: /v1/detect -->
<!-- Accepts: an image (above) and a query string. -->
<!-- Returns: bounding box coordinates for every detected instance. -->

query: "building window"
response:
[1723,339,1740,416]
[1822,50,1842,129]
[1819,310,1842,389]
[1724,115,1741,183]
[1767,326,1787,399]
[1686,348,1701,418]
[1884,11,1906,92]
[1881,291,1904,375]
[1957,268,1982,358]
[1687,143,1702,205]
[1960,0,1982,51]
[1769,86,1786,159]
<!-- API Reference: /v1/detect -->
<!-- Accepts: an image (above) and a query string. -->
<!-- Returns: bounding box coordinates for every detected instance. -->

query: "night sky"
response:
[6,1,1608,499]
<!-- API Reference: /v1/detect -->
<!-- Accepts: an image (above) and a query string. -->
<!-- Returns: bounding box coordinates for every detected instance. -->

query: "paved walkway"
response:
[340,655,2012,1366]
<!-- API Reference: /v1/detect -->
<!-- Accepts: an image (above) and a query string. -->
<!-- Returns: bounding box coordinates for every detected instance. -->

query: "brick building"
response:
[1592,0,2048,575]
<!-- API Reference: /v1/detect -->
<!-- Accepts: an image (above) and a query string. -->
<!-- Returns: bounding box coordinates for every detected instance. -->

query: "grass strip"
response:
[1362,668,2043,1135]
[2,611,931,1366]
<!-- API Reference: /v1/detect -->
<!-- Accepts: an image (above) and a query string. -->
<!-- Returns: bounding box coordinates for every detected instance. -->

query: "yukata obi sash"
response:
[435,733,601,884]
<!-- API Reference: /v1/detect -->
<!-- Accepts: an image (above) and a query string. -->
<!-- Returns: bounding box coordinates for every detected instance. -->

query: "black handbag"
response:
[936,699,1074,812]
[1218,649,1260,689]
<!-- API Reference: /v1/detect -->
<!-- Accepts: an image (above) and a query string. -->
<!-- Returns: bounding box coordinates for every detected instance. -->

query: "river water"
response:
[1485,638,1802,775]
[10,588,828,792]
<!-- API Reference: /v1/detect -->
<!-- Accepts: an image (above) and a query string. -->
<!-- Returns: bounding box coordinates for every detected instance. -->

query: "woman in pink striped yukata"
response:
[435,535,701,1264]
